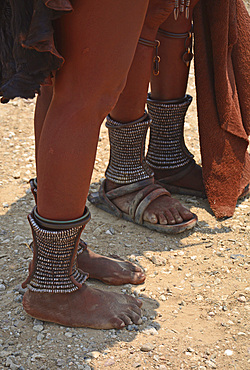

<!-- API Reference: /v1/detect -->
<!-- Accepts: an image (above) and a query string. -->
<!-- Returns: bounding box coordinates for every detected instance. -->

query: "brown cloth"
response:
[193,0,250,218]
[0,0,73,103]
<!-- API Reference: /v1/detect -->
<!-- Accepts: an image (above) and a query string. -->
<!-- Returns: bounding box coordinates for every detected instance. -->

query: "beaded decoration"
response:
[146,95,194,170]
[105,114,153,184]
[22,210,88,293]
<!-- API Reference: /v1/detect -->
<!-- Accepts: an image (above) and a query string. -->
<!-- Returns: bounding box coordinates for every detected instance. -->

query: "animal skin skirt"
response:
[0,0,73,103]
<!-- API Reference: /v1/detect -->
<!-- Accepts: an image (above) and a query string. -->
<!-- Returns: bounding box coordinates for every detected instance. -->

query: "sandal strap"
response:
[129,183,170,217]
[134,187,171,225]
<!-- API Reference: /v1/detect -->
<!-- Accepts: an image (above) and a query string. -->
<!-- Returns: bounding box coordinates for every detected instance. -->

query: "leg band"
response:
[138,38,160,75]
[105,113,153,184]
[22,207,90,293]
[157,28,193,67]
[29,179,88,255]
[146,94,194,170]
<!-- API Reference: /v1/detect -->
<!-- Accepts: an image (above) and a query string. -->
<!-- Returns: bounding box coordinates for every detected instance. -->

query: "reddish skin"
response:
[109,0,203,226]
[26,0,150,328]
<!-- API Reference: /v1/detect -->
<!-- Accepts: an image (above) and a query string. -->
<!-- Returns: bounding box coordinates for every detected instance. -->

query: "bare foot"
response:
[105,179,195,225]
[78,247,145,285]
[23,284,142,329]
[28,242,145,286]
[154,162,206,196]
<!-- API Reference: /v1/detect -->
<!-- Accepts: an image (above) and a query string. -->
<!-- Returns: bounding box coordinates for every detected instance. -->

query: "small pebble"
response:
[224,350,233,356]
[65,332,73,338]
[140,343,155,352]
[237,296,247,303]
[33,325,43,332]
[151,255,166,266]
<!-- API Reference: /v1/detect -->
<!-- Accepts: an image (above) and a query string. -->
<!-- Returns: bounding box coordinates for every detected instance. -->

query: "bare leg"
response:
[23,0,149,329]
[150,0,205,194]
[105,1,196,226]
[33,88,145,287]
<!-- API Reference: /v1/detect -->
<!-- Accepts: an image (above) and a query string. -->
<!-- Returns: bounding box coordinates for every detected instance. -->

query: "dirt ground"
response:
[0,17,250,370]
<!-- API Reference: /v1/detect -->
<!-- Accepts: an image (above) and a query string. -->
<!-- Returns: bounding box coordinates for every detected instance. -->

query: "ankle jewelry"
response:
[22,206,90,293]
[138,38,160,75]
[146,94,194,170]
[29,178,87,255]
[157,28,193,67]
[105,113,153,184]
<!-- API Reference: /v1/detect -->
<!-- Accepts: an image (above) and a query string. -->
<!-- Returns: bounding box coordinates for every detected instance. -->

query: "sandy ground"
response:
[0,8,250,370]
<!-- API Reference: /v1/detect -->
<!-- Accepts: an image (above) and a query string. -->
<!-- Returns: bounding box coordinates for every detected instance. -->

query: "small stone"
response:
[33,324,43,332]
[230,254,245,260]
[37,333,44,341]
[140,343,155,352]
[127,324,139,332]
[13,172,20,179]
[224,350,233,356]
[187,347,195,353]
[208,312,215,317]
[159,294,166,301]
[65,332,73,338]
[190,256,197,261]
[237,296,246,303]
[87,351,101,359]
[151,255,166,266]
[205,360,217,368]
[105,230,113,235]
[13,284,27,295]
[0,284,6,291]
[133,363,141,368]
[143,326,158,335]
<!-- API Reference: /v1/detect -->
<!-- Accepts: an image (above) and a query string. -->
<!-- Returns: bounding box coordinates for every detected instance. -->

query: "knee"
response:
[53,76,127,125]
[144,0,175,30]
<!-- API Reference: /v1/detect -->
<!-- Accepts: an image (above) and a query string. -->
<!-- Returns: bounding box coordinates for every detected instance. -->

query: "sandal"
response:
[88,178,198,234]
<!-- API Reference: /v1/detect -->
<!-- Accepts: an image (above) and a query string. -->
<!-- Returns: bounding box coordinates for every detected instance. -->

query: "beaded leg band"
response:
[146,94,194,170]
[29,178,87,255]
[105,113,154,184]
[22,206,90,293]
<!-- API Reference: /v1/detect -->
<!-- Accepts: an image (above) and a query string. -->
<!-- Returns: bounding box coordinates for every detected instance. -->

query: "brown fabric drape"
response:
[0,0,73,103]
[194,0,250,218]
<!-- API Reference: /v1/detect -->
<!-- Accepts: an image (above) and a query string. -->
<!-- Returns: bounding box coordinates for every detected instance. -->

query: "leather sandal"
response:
[88,178,197,234]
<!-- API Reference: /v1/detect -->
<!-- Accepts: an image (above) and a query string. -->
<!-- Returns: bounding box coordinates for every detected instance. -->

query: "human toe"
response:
[168,208,184,224]
[158,212,169,225]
